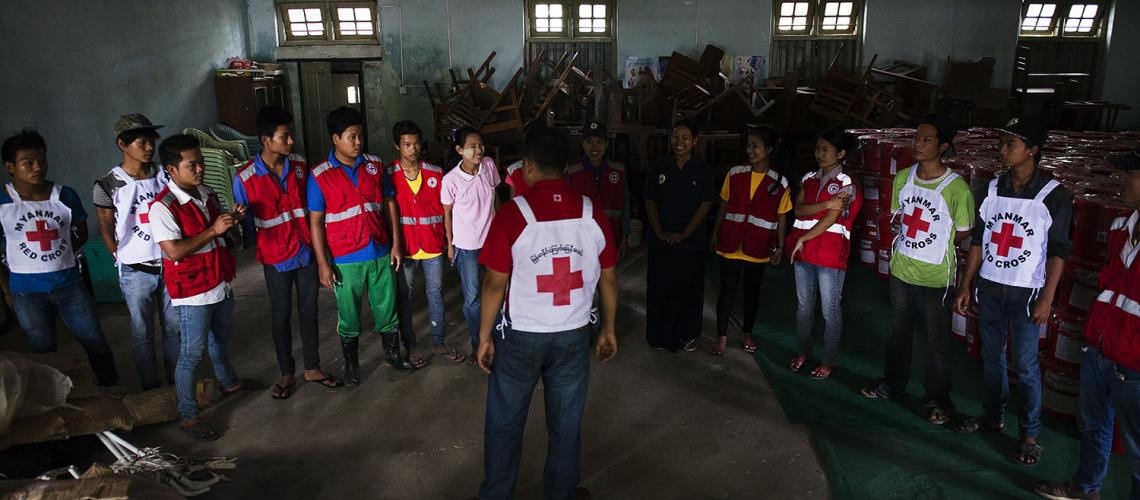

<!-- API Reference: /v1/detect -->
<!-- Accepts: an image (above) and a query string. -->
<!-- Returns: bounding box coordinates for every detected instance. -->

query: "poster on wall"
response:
[733,55,767,87]
[624,57,658,89]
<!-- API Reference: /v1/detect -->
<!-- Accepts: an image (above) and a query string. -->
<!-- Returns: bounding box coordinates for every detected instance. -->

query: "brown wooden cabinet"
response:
[215,72,289,135]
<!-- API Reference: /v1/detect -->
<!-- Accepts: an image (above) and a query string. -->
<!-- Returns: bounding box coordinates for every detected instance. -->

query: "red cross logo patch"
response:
[535,256,584,306]
[902,207,931,239]
[990,222,1025,257]
[25,220,60,251]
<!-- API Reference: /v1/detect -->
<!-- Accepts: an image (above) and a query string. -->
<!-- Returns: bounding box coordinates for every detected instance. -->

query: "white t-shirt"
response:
[148,181,231,306]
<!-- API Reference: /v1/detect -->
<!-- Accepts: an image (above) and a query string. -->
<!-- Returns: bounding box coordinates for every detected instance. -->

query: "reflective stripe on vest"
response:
[724,213,746,223]
[748,215,777,230]
[792,218,851,239]
[399,215,444,225]
[326,202,383,223]
[1097,289,1140,319]
[254,208,306,229]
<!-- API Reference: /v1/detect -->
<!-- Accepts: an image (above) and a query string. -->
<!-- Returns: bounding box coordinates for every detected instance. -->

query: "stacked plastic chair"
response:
[199,147,237,212]
[208,123,261,159]
[183,127,249,163]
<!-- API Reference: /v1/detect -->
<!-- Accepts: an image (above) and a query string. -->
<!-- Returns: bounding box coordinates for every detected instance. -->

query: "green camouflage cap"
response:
[113,113,163,137]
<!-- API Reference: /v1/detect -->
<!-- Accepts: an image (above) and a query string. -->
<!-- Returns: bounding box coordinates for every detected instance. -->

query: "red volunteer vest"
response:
[237,154,312,265]
[717,166,787,259]
[310,154,391,258]
[387,160,446,255]
[151,186,236,299]
[566,160,625,241]
[786,170,861,270]
[1085,211,1140,371]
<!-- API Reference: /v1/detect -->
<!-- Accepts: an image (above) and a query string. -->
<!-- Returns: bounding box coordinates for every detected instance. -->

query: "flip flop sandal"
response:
[681,339,698,352]
[810,365,833,379]
[926,406,951,425]
[954,416,1004,434]
[859,385,890,399]
[1015,442,1044,466]
[222,378,268,396]
[180,420,219,442]
[709,343,726,356]
[305,375,344,389]
[270,382,296,400]
[740,339,758,353]
[788,356,806,371]
[432,347,465,363]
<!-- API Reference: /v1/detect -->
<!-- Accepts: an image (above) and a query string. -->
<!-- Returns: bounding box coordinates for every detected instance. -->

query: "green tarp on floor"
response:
[720,259,1132,499]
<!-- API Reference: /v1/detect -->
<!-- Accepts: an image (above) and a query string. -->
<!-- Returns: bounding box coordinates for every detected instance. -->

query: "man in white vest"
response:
[472,127,618,500]
[93,113,180,390]
[954,118,1073,467]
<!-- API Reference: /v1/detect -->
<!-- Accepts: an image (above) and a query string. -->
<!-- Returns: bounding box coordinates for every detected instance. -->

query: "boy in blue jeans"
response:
[0,129,118,386]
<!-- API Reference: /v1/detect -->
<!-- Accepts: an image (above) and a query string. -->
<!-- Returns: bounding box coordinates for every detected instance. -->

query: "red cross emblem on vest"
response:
[25,220,60,251]
[990,222,1024,257]
[139,212,149,224]
[902,207,931,239]
[536,256,584,306]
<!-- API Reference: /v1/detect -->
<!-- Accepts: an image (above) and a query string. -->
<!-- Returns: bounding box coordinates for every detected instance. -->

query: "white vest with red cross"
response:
[566,160,625,241]
[236,154,312,265]
[507,195,606,333]
[977,176,1059,289]
[110,166,167,265]
[387,160,446,255]
[1086,211,1140,371]
[785,170,860,270]
[0,183,76,273]
[893,168,960,265]
[717,165,788,260]
[310,154,391,258]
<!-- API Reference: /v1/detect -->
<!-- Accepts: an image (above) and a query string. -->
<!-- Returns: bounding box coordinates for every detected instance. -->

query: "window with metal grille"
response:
[276,0,379,45]
[1019,1,1103,38]
[774,1,860,37]
[527,1,613,40]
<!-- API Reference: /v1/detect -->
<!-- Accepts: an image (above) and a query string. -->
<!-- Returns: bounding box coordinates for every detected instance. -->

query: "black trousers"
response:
[646,245,705,352]
[263,261,322,375]
[715,257,768,337]
[883,276,954,408]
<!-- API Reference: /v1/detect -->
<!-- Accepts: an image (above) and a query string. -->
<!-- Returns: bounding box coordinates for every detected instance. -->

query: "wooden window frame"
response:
[1019,1,1106,38]
[525,0,615,42]
[276,0,379,46]
[772,0,862,39]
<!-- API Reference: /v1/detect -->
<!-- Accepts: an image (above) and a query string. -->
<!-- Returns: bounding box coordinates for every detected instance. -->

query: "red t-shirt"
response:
[480,179,618,273]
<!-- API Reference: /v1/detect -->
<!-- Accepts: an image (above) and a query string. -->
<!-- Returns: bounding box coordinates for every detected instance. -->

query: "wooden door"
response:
[300,61,334,163]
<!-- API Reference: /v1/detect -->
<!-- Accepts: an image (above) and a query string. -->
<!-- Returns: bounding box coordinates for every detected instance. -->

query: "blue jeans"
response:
[396,255,446,348]
[977,289,1042,438]
[794,262,846,365]
[1071,347,1140,496]
[480,326,590,500]
[119,266,180,390]
[454,248,483,352]
[174,294,239,421]
[11,284,118,386]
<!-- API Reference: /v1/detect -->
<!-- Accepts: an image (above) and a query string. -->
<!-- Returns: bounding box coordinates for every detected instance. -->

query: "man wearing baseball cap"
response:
[954,118,1073,466]
[1036,148,1140,499]
[93,113,180,390]
[565,121,630,258]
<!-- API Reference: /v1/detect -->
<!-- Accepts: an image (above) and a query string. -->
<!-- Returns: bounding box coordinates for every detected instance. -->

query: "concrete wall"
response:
[0,0,250,230]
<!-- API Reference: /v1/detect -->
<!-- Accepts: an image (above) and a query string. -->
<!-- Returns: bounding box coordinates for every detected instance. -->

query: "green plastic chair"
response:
[184,127,249,162]
[200,147,238,212]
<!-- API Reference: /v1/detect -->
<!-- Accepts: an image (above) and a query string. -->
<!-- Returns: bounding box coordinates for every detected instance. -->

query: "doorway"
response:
[298,60,368,162]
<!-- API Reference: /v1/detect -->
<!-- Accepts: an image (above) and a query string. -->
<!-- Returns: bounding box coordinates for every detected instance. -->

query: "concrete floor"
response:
[0,244,827,499]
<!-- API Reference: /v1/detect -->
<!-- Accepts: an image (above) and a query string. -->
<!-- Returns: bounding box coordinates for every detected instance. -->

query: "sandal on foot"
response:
[1016,442,1043,466]
[432,346,465,363]
[270,382,295,400]
[740,338,758,353]
[180,419,219,442]
[407,351,428,368]
[681,339,698,352]
[709,340,726,356]
[926,406,951,425]
[810,365,833,379]
[788,356,806,371]
[305,375,344,389]
[859,383,891,399]
[954,415,1004,434]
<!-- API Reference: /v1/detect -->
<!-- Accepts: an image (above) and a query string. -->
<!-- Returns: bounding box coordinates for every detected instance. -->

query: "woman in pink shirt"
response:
[442,127,501,360]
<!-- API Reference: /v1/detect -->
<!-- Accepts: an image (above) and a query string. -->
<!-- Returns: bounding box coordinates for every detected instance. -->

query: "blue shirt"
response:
[0,183,86,293]
[306,151,395,264]
[233,154,312,272]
